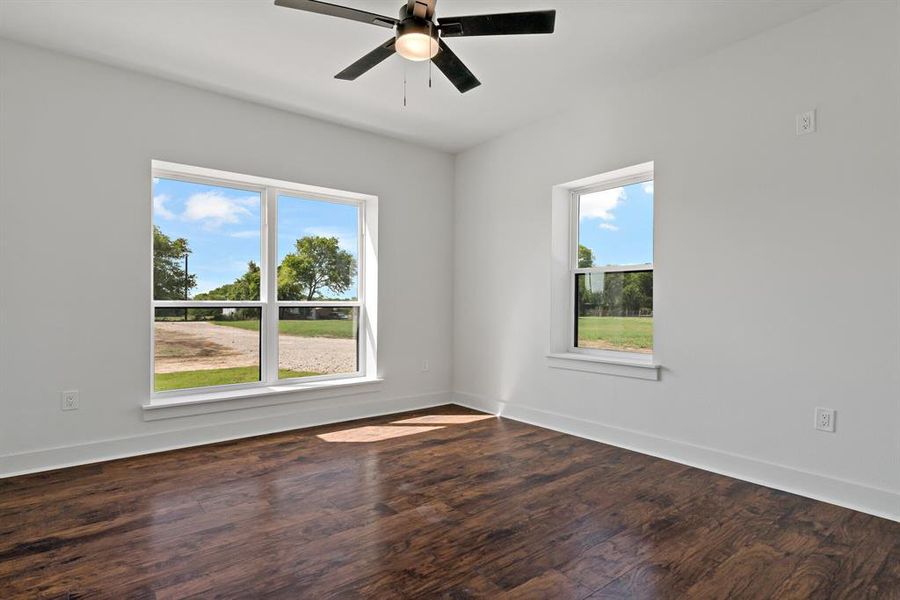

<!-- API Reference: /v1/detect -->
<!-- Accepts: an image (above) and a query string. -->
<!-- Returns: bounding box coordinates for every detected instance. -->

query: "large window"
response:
[572,167,654,356]
[151,162,372,396]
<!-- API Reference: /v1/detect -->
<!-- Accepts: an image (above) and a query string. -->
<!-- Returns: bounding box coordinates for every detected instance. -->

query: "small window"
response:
[151,164,372,395]
[572,170,654,355]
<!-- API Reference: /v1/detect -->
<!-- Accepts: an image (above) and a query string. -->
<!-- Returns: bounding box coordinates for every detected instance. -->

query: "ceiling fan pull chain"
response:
[428,21,433,88]
[403,63,407,108]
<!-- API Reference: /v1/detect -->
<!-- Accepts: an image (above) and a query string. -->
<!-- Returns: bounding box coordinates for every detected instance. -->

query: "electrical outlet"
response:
[814,407,835,432]
[61,390,79,411]
[796,109,816,135]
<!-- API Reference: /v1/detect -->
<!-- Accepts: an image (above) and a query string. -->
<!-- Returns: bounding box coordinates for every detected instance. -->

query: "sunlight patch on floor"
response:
[317,425,445,443]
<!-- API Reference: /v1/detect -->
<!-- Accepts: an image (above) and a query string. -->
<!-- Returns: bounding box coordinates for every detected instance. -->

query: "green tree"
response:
[633,270,653,315]
[280,236,357,301]
[595,271,653,316]
[196,261,260,301]
[602,272,624,315]
[577,244,594,268]
[153,225,195,299]
[634,271,653,302]
[277,263,304,301]
[193,261,261,320]
[622,281,643,315]
[576,247,596,315]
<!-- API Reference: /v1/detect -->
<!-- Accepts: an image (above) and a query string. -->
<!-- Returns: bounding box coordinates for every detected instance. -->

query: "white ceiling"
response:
[0,0,833,153]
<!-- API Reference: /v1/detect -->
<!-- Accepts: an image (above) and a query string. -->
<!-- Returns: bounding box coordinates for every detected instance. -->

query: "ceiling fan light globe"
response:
[396,32,438,61]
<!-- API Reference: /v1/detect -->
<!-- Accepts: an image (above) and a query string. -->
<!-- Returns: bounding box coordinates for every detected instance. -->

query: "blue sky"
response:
[153,178,358,298]
[579,180,654,266]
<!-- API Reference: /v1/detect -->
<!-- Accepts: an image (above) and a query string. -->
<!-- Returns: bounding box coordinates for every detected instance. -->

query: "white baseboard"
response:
[0,391,451,478]
[453,391,900,523]
[7,389,896,523]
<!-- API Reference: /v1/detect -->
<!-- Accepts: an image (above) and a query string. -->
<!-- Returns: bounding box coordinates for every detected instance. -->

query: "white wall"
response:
[0,40,454,474]
[453,0,900,520]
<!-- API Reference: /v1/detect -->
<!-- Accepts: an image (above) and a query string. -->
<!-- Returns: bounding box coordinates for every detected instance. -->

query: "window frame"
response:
[149,162,375,401]
[567,166,655,362]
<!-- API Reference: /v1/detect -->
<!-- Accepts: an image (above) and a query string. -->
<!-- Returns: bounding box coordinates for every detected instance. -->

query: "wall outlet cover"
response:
[61,390,79,411]
[814,406,835,432]
[797,109,817,135]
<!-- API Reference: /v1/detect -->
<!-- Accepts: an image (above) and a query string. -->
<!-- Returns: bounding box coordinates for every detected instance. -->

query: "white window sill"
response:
[546,352,660,380]
[142,377,384,421]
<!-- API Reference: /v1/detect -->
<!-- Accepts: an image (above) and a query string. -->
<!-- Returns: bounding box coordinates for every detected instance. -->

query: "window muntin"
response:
[573,175,654,355]
[151,167,367,395]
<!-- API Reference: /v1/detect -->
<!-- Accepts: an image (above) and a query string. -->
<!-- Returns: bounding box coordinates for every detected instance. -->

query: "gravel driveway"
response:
[154,321,356,375]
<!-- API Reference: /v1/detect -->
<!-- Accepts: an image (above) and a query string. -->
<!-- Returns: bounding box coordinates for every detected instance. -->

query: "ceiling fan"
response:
[274,0,556,93]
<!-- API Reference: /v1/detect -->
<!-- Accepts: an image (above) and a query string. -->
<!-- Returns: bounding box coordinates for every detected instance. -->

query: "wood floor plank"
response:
[0,404,896,599]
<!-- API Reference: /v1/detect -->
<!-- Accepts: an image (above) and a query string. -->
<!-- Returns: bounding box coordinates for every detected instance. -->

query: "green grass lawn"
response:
[154,366,319,392]
[212,319,354,339]
[577,316,653,352]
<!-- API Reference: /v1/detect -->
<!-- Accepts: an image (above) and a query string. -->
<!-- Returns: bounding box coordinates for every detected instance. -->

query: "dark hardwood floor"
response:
[1,405,898,599]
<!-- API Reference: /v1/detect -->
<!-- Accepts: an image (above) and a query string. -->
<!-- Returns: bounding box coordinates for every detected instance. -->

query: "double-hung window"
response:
[151,161,376,398]
[570,165,654,358]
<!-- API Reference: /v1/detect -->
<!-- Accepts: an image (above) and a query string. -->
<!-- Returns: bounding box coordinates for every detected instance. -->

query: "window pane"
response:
[153,178,261,301]
[277,196,359,301]
[577,177,653,354]
[577,180,653,268]
[154,307,261,392]
[575,271,653,353]
[278,307,359,379]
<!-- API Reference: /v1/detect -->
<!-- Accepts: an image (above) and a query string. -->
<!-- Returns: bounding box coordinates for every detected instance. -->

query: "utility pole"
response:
[184,252,189,321]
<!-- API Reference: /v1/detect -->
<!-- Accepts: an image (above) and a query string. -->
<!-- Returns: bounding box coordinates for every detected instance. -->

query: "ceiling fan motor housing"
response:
[396,6,438,42]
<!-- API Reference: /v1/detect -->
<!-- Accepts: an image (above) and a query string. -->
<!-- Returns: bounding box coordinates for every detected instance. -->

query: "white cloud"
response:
[643,181,654,194]
[229,229,260,239]
[580,187,625,221]
[599,223,619,231]
[182,192,257,228]
[152,177,160,185]
[153,194,175,220]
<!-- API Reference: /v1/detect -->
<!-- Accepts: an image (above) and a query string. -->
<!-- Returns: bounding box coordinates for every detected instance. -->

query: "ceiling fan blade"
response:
[274,0,397,28]
[407,0,436,20]
[439,10,556,37]
[432,39,480,93]
[335,38,396,80]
